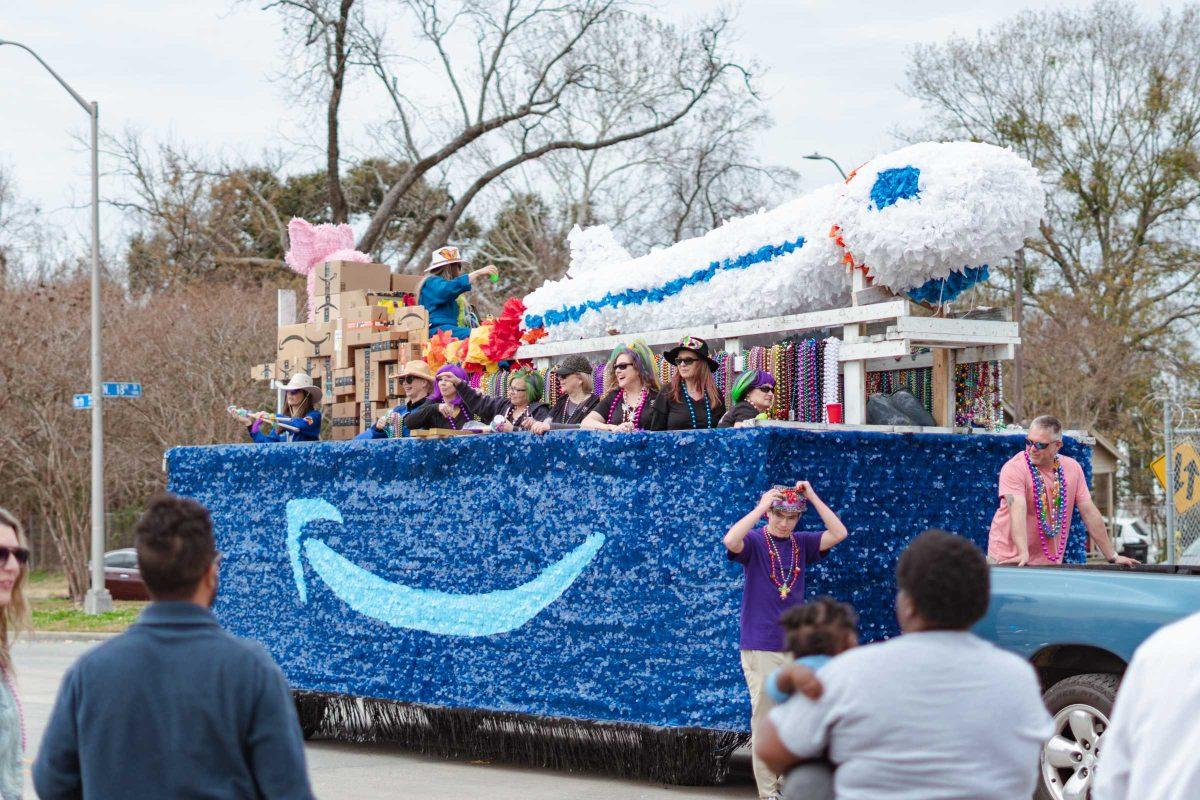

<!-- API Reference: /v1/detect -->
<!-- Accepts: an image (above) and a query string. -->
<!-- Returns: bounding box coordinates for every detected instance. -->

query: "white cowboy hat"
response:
[426,245,468,273]
[274,372,323,404]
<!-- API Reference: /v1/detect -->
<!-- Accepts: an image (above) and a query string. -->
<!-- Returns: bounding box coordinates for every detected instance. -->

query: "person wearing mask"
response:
[404,364,479,431]
[440,368,552,432]
[531,355,599,434]
[649,336,726,431]
[33,494,314,799]
[581,340,659,432]
[0,508,31,800]
[720,370,777,428]
[236,373,322,443]
[356,360,435,440]
[419,246,498,339]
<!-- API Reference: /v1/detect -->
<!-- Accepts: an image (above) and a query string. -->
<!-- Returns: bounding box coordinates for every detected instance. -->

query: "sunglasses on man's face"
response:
[402,376,422,385]
[0,546,30,566]
[1026,439,1057,451]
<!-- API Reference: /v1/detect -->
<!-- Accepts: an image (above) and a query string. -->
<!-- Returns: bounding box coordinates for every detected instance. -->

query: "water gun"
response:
[227,405,300,434]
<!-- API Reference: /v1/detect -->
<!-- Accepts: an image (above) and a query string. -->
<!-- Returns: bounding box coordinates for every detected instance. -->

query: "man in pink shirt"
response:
[988,415,1136,566]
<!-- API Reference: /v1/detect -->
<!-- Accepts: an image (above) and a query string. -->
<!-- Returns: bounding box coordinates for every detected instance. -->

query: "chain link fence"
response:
[1162,399,1200,564]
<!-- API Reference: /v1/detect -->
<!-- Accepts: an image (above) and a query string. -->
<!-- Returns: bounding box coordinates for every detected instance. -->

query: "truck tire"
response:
[1036,672,1120,800]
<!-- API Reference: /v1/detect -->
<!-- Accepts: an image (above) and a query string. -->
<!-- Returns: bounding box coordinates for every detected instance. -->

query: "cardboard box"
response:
[336,290,413,319]
[360,401,389,432]
[344,306,390,347]
[332,321,350,370]
[330,401,360,440]
[391,273,426,295]
[306,356,333,405]
[368,332,423,363]
[353,348,388,405]
[250,363,277,383]
[332,366,355,399]
[278,322,336,362]
[392,306,429,337]
[276,355,302,384]
[313,261,392,323]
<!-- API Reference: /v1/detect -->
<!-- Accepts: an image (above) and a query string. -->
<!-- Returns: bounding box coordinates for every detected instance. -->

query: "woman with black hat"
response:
[531,355,599,434]
[648,336,726,431]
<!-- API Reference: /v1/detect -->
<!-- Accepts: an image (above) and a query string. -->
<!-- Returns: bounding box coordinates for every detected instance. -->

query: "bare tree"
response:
[903,0,1200,500]
[267,0,753,266]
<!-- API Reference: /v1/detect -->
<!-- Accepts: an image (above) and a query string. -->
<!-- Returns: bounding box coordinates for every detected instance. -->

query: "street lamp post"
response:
[802,152,848,180]
[1,39,112,613]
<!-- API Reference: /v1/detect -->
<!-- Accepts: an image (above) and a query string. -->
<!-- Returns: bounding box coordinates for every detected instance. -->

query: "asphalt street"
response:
[13,639,754,799]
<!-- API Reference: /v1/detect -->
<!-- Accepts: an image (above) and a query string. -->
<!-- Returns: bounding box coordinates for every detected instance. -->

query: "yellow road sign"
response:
[1150,439,1200,515]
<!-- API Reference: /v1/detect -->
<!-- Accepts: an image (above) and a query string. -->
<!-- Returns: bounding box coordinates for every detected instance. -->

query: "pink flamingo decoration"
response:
[285,218,372,323]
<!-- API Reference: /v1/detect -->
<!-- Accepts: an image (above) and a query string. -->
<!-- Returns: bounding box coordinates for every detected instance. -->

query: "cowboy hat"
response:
[397,359,436,383]
[274,372,323,404]
[664,335,719,372]
[427,245,468,273]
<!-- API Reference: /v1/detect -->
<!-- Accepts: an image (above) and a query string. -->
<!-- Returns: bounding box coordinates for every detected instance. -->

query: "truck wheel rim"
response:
[1041,702,1109,800]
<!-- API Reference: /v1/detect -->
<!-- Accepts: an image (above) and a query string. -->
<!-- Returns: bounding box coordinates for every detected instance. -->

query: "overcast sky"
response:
[0,0,1180,250]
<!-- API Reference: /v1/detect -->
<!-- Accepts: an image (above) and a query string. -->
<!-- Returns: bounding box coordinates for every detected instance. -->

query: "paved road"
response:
[14,640,755,799]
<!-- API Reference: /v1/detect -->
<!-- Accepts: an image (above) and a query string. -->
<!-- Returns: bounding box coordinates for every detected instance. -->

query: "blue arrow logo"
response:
[285,498,605,637]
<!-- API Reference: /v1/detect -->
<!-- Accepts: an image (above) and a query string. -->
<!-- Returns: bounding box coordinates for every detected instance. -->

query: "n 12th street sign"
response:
[73,383,143,410]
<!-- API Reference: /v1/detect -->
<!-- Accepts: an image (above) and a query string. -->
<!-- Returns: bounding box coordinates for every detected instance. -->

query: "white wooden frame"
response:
[514,286,1019,426]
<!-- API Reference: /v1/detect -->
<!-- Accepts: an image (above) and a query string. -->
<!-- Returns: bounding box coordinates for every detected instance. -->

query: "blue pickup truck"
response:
[973,563,1200,800]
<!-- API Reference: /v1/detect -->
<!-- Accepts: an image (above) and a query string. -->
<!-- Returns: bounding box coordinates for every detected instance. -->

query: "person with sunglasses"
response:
[723,482,849,800]
[531,355,599,434]
[438,367,552,432]
[720,370,777,428]
[582,340,660,432]
[987,414,1137,566]
[0,508,31,800]
[648,336,727,431]
[356,360,435,439]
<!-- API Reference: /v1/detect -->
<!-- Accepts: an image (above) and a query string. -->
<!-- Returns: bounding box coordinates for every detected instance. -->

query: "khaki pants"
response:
[741,649,791,799]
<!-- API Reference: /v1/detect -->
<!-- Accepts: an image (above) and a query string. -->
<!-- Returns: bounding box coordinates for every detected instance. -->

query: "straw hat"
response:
[274,372,323,404]
[397,360,436,383]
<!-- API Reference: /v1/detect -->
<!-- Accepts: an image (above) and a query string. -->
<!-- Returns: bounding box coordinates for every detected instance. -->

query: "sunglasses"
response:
[1026,439,1057,451]
[402,376,425,385]
[675,357,700,366]
[757,386,776,394]
[0,546,30,566]
[613,363,634,372]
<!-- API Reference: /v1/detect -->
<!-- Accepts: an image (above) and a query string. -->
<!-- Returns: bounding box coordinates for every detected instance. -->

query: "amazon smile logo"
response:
[285,499,605,637]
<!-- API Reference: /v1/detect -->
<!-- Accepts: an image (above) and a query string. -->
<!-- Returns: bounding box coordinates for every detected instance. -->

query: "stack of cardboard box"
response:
[251,261,430,440]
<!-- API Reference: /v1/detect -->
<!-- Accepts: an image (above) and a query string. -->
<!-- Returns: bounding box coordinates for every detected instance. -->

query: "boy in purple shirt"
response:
[724,481,849,800]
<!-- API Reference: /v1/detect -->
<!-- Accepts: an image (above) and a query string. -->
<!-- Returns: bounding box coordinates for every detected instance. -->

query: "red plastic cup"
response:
[826,403,843,424]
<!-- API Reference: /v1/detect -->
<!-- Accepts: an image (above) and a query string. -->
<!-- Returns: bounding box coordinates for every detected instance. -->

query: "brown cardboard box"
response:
[305,356,333,405]
[332,321,350,370]
[392,306,429,337]
[330,401,360,440]
[353,348,388,405]
[360,401,390,432]
[332,366,355,399]
[344,306,390,347]
[336,290,412,319]
[276,323,308,369]
[278,322,336,362]
[313,261,392,323]
[250,363,277,383]
[367,331,412,363]
[391,273,425,295]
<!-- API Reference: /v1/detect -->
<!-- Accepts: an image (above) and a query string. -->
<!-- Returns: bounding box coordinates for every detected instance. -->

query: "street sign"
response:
[102,382,142,398]
[73,382,143,409]
[1150,439,1200,515]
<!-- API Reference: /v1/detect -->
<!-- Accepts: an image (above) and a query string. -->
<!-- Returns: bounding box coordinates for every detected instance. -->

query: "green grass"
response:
[25,570,145,633]
[31,597,146,633]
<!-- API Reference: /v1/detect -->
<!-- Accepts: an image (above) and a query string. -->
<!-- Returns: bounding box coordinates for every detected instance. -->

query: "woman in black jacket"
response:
[531,355,598,433]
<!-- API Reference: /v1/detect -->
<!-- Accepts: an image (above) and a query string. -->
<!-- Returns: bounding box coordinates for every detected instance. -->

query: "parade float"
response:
[168,141,1097,783]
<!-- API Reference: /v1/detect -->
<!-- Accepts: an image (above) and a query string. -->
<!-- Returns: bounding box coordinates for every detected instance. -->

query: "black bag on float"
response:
[866,394,912,426]
[889,390,936,427]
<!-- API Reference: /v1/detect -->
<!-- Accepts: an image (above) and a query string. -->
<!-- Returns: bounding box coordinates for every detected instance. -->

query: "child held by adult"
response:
[723,482,849,800]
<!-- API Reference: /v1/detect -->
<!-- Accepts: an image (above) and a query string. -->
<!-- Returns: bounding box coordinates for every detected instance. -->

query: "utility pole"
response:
[0,39,112,612]
[1012,248,1026,425]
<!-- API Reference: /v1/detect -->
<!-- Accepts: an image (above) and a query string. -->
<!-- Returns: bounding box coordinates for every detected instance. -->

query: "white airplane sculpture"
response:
[522,141,1044,341]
